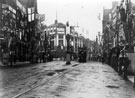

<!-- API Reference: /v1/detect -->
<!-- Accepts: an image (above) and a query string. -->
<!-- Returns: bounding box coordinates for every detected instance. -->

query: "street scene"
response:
[0,0,135,98]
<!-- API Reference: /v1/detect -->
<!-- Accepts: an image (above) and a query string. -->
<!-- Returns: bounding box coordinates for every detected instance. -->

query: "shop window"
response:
[59,40,63,46]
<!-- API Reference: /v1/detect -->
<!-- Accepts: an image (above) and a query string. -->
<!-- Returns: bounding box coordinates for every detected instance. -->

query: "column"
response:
[56,34,58,46]
[63,34,66,46]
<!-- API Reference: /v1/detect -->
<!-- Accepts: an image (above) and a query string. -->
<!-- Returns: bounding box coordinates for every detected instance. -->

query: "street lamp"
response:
[65,22,71,65]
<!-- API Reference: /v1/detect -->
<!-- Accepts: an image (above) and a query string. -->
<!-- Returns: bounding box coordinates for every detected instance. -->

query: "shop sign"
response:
[57,31,64,34]
[57,28,64,32]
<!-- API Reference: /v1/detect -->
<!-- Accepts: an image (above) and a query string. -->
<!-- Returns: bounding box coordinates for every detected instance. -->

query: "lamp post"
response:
[65,22,71,65]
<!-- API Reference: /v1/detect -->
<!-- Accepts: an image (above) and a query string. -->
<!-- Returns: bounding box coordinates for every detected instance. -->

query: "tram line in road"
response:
[0,62,79,98]
[0,63,55,90]
[12,63,79,98]
[0,61,67,90]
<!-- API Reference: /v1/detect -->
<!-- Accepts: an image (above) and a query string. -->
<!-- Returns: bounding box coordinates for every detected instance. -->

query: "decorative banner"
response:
[35,14,39,19]
[16,0,22,10]
[22,6,26,14]
[35,14,45,22]
[40,14,45,22]
[31,7,35,13]
[132,5,135,15]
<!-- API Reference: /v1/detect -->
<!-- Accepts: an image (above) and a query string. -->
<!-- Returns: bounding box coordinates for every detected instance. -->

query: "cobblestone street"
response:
[0,61,134,98]
[0,61,78,98]
[22,62,134,98]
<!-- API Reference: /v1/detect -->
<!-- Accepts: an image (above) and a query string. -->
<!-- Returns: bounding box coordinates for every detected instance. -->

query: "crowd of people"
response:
[102,45,131,80]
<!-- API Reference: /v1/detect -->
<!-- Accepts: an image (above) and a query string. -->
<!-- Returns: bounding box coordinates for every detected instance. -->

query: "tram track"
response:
[0,63,79,98]
[12,64,78,98]
[0,62,65,90]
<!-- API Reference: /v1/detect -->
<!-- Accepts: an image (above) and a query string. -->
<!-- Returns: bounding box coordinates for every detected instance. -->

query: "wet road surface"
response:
[0,61,78,98]
[15,62,135,98]
[0,61,135,98]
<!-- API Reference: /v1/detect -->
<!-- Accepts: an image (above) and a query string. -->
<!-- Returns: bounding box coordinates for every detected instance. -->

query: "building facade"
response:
[44,20,66,50]
[0,0,38,42]
[0,0,38,64]
[102,1,119,53]
[44,20,86,58]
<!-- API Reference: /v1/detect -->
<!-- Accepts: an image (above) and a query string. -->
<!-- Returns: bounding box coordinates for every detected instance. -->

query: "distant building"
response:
[44,20,66,50]
[44,20,87,58]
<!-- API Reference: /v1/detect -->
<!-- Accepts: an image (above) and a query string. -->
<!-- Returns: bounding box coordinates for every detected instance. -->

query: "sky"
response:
[37,0,119,40]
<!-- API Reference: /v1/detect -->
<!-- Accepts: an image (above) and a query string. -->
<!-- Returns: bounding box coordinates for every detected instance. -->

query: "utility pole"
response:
[65,22,71,65]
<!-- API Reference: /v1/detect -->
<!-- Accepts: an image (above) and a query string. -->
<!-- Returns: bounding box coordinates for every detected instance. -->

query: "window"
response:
[59,34,63,39]
[28,14,31,22]
[28,8,31,14]
[32,13,34,21]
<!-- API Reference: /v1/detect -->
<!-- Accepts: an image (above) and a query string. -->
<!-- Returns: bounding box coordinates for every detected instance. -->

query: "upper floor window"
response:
[59,34,63,39]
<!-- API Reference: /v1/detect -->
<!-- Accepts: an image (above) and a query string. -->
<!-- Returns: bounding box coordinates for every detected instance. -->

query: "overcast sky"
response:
[37,0,119,40]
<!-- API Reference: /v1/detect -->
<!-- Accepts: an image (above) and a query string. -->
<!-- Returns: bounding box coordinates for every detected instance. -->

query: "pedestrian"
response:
[102,51,106,64]
[118,50,124,75]
[123,54,131,80]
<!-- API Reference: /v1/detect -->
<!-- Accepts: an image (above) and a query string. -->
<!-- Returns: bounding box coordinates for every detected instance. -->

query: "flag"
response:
[31,7,35,13]
[98,13,101,20]
[35,14,40,19]
[40,14,45,22]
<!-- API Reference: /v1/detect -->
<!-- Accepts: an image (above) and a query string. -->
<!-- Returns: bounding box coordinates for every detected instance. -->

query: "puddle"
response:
[46,72,56,76]
[55,94,61,97]
[106,85,120,89]
[55,69,67,73]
